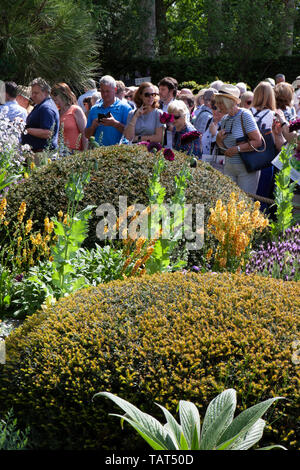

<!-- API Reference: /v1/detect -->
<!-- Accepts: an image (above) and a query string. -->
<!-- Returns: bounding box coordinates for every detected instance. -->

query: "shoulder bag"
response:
[239,110,277,172]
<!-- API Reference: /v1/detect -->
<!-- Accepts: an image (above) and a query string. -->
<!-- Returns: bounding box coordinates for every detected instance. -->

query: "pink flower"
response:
[160,112,175,124]
[181,131,201,145]
[163,148,175,161]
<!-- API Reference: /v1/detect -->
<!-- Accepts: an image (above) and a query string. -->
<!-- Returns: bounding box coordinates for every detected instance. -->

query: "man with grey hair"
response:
[85,75,131,146]
[77,78,97,111]
[21,77,59,152]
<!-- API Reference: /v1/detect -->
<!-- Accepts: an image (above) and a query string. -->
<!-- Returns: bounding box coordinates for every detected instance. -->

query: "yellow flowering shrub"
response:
[0,199,56,271]
[0,272,299,450]
[207,192,269,271]
[2,146,255,268]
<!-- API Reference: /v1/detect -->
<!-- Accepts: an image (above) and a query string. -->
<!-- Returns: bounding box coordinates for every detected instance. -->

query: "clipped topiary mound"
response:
[0,272,299,450]
[4,145,253,255]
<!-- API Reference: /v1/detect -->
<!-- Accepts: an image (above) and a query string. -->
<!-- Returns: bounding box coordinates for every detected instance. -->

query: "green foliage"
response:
[0,272,298,450]
[0,0,98,90]
[145,155,191,274]
[3,146,254,269]
[97,389,286,450]
[270,145,298,238]
[7,245,124,319]
[0,409,30,450]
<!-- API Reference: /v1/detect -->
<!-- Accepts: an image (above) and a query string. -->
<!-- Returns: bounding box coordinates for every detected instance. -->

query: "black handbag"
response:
[239,110,277,172]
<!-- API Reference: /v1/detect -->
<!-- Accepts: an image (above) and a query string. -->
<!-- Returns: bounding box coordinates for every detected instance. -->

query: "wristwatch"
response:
[237,145,241,153]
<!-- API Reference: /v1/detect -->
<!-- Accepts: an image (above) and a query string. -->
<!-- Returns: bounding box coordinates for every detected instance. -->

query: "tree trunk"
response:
[140,0,156,58]
[155,0,171,56]
[282,0,295,56]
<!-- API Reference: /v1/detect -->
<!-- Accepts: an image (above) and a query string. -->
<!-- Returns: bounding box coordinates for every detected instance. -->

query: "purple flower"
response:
[14,274,24,282]
[160,112,175,124]
[137,141,162,153]
[181,131,201,145]
[163,148,175,161]
[289,119,300,132]
[148,142,162,153]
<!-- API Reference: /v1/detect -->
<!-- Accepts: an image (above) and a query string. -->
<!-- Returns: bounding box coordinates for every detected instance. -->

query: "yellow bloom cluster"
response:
[113,205,160,277]
[0,197,7,221]
[207,192,269,270]
[0,199,56,270]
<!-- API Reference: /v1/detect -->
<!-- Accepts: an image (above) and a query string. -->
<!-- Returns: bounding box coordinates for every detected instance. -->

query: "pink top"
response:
[60,105,83,150]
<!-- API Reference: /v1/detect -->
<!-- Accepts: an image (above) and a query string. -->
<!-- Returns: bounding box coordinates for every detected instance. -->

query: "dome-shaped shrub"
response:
[4,146,254,259]
[0,272,299,450]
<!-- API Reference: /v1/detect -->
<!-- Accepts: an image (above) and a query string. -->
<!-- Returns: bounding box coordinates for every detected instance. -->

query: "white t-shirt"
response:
[250,108,275,129]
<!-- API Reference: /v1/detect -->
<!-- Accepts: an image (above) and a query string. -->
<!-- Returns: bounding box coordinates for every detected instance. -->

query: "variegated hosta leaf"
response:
[217,397,284,448]
[179,400,201,449]
[201,389,236,440]
[96,392,170,449]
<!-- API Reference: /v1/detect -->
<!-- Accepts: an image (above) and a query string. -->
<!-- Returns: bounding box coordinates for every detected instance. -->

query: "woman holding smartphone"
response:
[123,82,164,144]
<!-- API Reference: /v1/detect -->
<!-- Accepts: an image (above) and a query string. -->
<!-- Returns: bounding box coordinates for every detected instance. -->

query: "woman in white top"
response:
[124,82,164,144]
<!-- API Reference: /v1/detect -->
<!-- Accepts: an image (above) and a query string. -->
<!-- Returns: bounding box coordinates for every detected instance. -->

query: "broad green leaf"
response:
[217,397,284,448]
[96,392,169,449]
[179,400,201,450]
[157,404,182,449]
[200,402,236,450]
[230,418,265,450]
[201,389,236,440]
[257,445,287,450]
[109,414,170,450]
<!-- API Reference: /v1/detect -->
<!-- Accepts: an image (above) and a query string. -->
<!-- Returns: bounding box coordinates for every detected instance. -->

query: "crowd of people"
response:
[1,72,299,198]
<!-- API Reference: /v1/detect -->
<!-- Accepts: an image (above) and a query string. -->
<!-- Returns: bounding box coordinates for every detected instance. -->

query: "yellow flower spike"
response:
[58,210,63,219]
[17,201,27,223]
[17,236,22,247]
[206,248,213,261]
[25,219,33,235]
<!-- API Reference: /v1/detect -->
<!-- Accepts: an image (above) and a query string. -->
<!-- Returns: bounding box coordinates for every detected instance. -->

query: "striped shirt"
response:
[220,108,258,164]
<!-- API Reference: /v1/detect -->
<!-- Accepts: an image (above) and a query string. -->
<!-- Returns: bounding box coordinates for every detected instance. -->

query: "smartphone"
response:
[98,112,112,122]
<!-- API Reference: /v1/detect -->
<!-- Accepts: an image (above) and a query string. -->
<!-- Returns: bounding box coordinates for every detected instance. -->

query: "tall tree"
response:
[0,0,98,91]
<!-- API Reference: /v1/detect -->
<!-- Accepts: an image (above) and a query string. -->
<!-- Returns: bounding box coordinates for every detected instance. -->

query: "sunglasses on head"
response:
[144,92,156,98]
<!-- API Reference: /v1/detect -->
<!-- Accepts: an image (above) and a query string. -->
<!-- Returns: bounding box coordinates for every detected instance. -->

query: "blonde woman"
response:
[215,84,262,194]
[51,83,88,151]
[123,82,164,143]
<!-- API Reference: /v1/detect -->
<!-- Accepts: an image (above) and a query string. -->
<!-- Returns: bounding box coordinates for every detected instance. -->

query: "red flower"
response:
[160,112,175,124]
[138,141,162,153]
[163,148,175,161]
[181,131,201,145]
[289,119,300,132]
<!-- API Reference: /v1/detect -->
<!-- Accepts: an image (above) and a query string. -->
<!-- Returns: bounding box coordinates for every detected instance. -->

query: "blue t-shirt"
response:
[0,100,27,122]
[21,97,59,150]
[86,98,131,146]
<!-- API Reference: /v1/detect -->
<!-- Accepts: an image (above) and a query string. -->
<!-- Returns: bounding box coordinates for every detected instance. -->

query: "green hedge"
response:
[0,272,299,450]
[102,55,300,90]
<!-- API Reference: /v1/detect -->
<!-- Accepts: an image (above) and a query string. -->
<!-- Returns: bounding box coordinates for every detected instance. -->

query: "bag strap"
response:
[240,111,266,153]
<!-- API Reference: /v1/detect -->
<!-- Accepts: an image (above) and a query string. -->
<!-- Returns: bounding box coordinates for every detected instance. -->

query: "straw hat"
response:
[17,85,31,100]
[213,83,241,103]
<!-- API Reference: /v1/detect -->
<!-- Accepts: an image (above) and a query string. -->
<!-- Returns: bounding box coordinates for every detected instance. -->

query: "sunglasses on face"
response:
[173,115,182,119]
[246,100,252,105]
[144,92,156,98]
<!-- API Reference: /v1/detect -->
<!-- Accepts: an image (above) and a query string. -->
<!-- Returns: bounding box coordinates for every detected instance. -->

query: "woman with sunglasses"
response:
[123,82,164,144]
[167,100,201,157]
